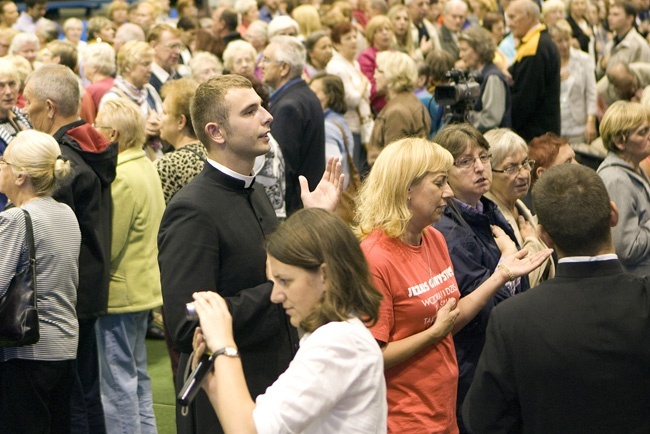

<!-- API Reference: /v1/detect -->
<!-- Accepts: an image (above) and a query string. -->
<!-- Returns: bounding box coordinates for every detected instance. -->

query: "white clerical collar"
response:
[558,254,618,264]
[206,157,255,188]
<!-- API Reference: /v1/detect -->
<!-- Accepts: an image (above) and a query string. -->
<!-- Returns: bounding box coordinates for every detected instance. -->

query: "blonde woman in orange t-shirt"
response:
[355,137,551,433]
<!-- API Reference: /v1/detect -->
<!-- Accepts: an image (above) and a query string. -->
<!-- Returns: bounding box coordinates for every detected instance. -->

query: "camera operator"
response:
[458,26,511,132]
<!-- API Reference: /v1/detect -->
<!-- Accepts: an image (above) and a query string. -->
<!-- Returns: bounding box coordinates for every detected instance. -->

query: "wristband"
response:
[497,263,516,282]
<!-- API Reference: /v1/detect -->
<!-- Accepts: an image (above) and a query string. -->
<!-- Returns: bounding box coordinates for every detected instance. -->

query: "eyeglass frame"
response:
[0,155,12,166]
[492,159,536,176]
[453,153,492,170]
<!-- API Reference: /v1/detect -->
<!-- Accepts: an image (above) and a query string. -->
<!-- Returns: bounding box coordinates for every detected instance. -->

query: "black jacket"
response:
[52,120,117,319]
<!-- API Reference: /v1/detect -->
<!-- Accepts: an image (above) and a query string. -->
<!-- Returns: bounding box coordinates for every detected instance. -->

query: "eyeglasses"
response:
[0,156,12,166]
[93,123,111,130]
[164,43,184,50]
[261,57,284,65]
[492,159,535,175]
[454,153,492,170]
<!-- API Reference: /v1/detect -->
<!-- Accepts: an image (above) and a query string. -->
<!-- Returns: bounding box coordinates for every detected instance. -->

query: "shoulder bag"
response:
[0,209,39,347]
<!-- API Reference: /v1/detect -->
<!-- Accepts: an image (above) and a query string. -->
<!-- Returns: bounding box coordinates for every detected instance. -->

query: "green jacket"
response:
[109,147,165,313]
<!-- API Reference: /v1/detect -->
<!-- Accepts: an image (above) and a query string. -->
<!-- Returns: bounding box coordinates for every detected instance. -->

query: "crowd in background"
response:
[0,0,648,432]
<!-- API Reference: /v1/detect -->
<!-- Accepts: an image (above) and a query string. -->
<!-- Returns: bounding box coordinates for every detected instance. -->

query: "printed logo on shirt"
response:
[407,266,454,298]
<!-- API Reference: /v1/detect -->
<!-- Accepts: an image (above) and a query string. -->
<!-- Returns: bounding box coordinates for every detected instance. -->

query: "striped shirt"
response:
[0,197,81,362]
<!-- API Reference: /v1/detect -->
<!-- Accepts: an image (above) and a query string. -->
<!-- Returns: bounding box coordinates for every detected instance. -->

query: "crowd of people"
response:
[0,0,648,433]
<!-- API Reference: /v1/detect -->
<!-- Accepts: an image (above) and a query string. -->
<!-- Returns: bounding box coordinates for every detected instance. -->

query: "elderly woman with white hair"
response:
[222,39,257,77]
[0,57,31,210]
[267,15,299,38]
[367,50,431,166]
[9,32,39,66]
[101,40,163,159]
[80,42,116,124]
[188,51,223,83]
[484,128,555,287]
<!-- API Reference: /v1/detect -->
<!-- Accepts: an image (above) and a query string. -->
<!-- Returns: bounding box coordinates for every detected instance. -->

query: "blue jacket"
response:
[434,196,529,430]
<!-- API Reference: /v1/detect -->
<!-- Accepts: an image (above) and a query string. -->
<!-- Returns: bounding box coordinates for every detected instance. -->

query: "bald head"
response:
[506,0,540,39]
[606,62,639,101]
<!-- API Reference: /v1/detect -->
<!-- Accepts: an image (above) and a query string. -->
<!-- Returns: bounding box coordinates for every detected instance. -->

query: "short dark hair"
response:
[425,49,454,84]
[532,164,611,256]
[611,0,637,17]
[26,0,47,9]
[220,9,238,32]
[310,73,347,114]
[482,11,504,31]
[433,123,490,159]
[177,16,199,32]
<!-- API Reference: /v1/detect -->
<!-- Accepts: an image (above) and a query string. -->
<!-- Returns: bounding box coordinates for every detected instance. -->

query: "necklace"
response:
[411,238,434,281]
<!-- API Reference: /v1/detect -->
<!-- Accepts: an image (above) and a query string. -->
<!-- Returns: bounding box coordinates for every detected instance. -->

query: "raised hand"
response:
[300,157,344,211]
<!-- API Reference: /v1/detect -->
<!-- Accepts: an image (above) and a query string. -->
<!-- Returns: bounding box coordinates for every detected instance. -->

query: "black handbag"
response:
[0,209,39,347]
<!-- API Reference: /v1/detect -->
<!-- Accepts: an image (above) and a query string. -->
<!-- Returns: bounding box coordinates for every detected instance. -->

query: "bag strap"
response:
[21,209,37,307]
[180,145,207,162]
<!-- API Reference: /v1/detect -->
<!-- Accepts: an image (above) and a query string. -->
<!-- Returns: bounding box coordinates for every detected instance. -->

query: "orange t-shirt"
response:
[362,227,461,434]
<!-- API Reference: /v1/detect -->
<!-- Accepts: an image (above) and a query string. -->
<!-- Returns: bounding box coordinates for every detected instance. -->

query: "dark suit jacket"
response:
[158,163,298,434]
[509,28,561,142]
[269,78,325,214]
[439,25,459,61]
[462,259,650,434]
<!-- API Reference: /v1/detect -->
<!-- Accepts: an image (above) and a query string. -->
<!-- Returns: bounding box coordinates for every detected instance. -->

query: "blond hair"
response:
[377,50,417,93]
[9,130,72,197]
[600,101,650,153]
[356,138,454,240]
[96,98,146,152]
[117,40,154,75]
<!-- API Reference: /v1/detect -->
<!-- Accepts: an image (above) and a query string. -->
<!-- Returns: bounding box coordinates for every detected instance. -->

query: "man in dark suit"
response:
[262,35,325,214]
[158,75,341,434]
[147,24,182,95]
[506,0,560,142]
[438,0,467,61]
[462,164,650,434]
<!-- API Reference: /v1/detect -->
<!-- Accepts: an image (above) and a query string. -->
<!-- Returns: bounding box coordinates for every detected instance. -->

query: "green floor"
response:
[146,339,177,434]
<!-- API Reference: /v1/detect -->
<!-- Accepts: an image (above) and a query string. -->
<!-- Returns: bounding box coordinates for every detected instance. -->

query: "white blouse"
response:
[253,317,387,434]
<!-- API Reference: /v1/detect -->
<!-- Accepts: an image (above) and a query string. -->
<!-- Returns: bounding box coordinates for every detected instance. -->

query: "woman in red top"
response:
[356,137,551,433]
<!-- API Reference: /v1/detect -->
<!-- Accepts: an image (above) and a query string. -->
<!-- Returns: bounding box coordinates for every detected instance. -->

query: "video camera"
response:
[434,69,480,124]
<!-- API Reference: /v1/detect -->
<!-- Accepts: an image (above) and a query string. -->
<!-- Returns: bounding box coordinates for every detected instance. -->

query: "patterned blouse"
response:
[155,142,208,204]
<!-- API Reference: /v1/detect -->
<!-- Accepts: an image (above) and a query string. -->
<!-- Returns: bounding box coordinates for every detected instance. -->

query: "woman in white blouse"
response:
[191,208,387,434]
[550,20,597,145]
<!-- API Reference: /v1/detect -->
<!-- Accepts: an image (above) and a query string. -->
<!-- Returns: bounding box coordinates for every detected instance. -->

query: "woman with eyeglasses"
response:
[432,123,532,433]
[484,128,555,287]
[0,58,31,210]
[597,101,650,277]
[357,137,550,432]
